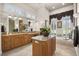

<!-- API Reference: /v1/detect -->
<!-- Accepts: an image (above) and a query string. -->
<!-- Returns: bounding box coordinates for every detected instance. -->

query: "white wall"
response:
[0,3,4,24]
[50,5,74,15]
[35,6,49,31]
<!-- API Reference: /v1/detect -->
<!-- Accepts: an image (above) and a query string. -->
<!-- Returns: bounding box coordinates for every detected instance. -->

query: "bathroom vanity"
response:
[32,35,56,56]
[1,32,40,52]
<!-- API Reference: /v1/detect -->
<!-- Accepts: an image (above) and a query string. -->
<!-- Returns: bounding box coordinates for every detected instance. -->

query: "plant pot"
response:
[42,32,49,37]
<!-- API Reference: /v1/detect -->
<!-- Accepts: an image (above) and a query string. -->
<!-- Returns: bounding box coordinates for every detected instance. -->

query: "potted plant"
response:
[40,27,50,37]
[13,28,18,32]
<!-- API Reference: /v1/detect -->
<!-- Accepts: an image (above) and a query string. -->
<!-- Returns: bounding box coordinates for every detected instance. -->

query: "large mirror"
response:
[9,18,15,33]
[8,16,34,34]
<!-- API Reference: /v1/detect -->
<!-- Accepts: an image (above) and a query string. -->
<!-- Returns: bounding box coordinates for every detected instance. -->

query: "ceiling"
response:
[26,3,73,12]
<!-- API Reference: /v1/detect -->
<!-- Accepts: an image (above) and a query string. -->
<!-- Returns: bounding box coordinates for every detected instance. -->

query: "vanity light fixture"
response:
[18,17,22,20]
[8,16,12,18]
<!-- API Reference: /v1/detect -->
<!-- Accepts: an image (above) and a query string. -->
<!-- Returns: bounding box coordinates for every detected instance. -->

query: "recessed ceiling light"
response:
[52,6,55,9]
[62,3,65,5]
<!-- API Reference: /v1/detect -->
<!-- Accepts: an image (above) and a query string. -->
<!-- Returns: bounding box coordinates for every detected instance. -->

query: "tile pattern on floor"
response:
[55,38,77,56]
[2,43,32,56]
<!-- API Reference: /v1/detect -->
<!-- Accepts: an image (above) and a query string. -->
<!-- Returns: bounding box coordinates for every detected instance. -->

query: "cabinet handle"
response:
[35,41,39,44]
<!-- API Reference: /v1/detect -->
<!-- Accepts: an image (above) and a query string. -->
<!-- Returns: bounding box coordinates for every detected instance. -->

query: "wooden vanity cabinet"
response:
[32,37,56,56]
[32,40,50,56]
[2,33,39,52]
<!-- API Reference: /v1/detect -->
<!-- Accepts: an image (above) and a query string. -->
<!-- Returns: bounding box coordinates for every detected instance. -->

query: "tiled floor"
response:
[55,37,77,56]
[2,37,77,56]
[2,43,32,56]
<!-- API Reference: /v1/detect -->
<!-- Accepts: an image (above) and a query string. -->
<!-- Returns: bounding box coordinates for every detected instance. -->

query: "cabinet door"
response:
[27,35,32,43]
[1,36,5,51]
[20,35,24,45]
[24,34,28,44]
[22,34,25,45]
[2,36,11,51]
[41,41,48,56]
[11,35,20,48]
[14,35,19,47]
[32,40,42,56]
[10,35,14,49]
[10,35,17,48]
[18,35,23,46]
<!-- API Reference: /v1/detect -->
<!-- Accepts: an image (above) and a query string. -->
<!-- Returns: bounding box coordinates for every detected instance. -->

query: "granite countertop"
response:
[32,35,55,41]
[1,31,40,36]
